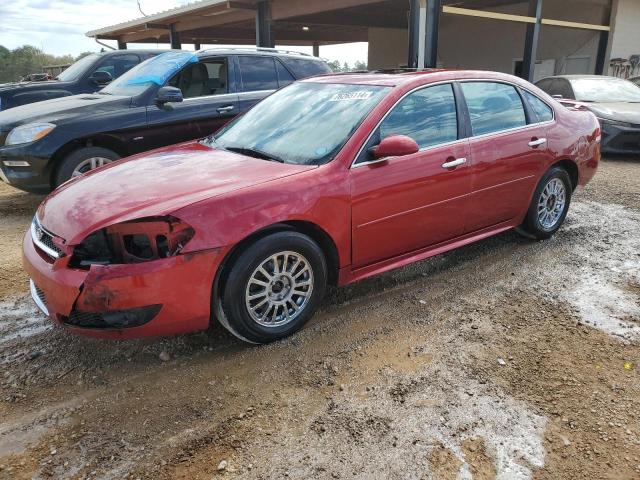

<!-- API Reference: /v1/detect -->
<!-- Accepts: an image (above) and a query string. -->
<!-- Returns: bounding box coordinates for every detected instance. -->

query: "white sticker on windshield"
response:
[329,91,373,102]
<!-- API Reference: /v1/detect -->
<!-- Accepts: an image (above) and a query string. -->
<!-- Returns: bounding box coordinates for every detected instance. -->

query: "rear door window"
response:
[167,58,228,98]
[550,79,574,99]
[460,82,527,136]
[276,60,295,87]
[523,90,554,123]
[238,56,279,92]
[379,83,458,149]
[536,78,553,94]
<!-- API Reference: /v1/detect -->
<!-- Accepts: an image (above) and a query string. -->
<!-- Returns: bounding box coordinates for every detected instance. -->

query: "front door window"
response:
[168,59,228,98]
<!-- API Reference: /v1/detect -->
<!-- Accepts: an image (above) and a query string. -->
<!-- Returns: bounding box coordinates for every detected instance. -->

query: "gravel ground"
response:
[0,156,639,480]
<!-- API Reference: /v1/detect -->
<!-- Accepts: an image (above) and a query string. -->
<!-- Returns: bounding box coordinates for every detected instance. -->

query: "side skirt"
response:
[338,220,517,286]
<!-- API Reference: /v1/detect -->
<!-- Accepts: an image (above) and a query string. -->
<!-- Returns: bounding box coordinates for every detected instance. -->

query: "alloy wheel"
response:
[71,157,113,177]
[245,251,314,327]
[537,178,566,230]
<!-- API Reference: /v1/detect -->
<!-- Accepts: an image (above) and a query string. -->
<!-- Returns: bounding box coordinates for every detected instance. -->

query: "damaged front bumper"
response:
[23,231,224,339]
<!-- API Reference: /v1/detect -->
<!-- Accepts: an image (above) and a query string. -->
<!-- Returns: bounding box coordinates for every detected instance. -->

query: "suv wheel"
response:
[55,146,120,187]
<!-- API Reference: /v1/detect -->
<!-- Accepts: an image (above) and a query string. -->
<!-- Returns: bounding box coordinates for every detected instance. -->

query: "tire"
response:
[220,231,327,344]
[54,146,120,187]
[521,166,572,240]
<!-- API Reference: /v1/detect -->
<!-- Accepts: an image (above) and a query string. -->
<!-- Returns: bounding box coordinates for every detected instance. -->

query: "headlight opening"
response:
[70,217,195,268]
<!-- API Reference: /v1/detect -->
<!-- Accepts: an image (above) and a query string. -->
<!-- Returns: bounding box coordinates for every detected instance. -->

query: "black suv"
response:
[0,48,332,192]
[0,50,167,111]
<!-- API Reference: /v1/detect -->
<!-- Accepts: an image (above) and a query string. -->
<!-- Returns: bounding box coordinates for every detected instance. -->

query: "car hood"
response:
[585,102,640,124]
[0,80,74,93]
[0,93,130,129]
[38,142,316,245]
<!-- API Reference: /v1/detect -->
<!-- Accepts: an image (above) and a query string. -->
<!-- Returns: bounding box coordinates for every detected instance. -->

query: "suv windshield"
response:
[571,77,640,103]
[56,54,99,82]
[101,51,198,97]
[209,82,390,165]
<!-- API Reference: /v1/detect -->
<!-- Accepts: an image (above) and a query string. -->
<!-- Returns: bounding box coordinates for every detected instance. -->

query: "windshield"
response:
[101,51,198,97]
[56,54,99,82]
[209,82,390,165]
[571,77,640,103]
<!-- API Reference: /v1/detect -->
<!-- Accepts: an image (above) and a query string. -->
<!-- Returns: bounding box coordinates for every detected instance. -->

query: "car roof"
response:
[98,49,170,56]
[539,75,624,81]
[304,69,534,88]
[196,47,326,62]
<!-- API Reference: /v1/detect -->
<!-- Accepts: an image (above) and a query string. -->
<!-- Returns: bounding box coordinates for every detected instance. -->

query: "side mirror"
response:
[89,70,113,86]
[370,135,419,160]
[155,86,183,107]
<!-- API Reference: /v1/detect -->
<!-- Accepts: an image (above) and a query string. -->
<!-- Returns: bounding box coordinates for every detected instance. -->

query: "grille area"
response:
[29,279,49,316]
[34,283,46,303]
[31,217,64,258]
[66,311,106,328]
[63,305,162,329]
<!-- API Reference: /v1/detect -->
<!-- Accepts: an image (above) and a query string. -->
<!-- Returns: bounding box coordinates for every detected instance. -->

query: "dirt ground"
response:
[1,156,639,480]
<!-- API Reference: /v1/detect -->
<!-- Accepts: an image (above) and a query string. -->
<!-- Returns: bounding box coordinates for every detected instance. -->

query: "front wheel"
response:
[220,231,327,344]
[54,146,120,188]
[521,166,572,240]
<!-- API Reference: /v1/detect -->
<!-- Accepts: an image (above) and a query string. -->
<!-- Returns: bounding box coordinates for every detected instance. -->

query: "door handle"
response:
[528,138,547,147]
[217,105,235,114]
[441,157,467,169]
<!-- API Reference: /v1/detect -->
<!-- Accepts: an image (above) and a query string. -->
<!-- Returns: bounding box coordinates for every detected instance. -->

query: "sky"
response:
[0,0,368,65]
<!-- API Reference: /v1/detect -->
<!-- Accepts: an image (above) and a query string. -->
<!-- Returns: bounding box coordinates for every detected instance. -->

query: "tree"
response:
[353,60,368,71]
[327,60,342,72]
[0,45,91,83]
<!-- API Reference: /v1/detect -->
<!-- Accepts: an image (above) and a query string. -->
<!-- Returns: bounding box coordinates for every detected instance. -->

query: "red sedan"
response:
[23,70,600,344]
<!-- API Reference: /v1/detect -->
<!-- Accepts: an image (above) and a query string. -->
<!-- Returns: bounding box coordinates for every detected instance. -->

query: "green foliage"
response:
[326,59,368,73]
[353,60,368,71]
[0,45,91,83]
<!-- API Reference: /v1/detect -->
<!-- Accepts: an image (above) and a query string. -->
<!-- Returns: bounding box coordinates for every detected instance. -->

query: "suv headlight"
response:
[69,216,195,269]
[6,122,56,146]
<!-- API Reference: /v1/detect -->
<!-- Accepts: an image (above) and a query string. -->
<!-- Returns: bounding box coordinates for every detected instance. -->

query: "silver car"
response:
[536,75,640,154]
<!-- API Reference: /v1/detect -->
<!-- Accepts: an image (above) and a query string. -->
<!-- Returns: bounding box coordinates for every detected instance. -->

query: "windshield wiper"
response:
[225,146,285,163]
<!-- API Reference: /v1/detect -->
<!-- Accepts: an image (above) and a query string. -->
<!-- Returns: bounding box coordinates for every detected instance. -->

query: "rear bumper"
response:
[600,122,640,154]
[22,231,224,339]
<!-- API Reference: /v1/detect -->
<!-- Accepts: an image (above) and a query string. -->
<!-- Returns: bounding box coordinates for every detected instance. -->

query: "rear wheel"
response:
[54,146,120,187]
[220,231,327,344]
[521,166,572,240]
